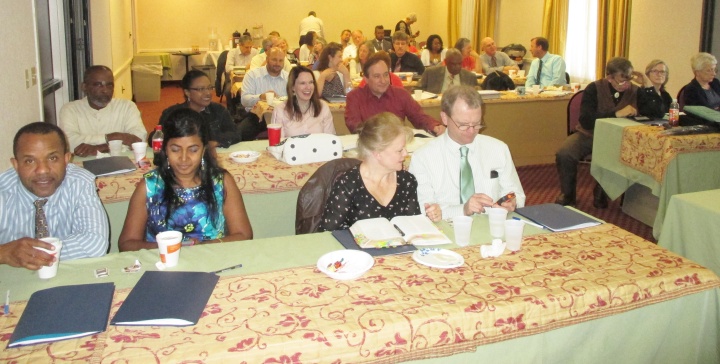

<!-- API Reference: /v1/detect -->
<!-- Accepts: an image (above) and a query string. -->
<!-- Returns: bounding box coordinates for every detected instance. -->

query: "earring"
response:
[201,158,206,171]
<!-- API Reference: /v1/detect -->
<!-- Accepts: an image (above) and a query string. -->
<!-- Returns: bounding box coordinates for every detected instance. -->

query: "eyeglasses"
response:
[188,86,215,92]
[649,70,667,75]
[448,116,485,131]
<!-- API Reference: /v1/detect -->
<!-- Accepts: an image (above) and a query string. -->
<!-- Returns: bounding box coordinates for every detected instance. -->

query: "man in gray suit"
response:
[419,48,478,94]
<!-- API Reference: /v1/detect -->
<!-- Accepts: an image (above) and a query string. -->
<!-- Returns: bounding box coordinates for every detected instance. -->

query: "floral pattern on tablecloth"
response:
[2,224,718,363]
[90,152,324,204]
[620,125,720,182]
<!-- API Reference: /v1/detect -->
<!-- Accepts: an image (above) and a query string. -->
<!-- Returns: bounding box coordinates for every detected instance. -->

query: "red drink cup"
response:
[267,123,282,146]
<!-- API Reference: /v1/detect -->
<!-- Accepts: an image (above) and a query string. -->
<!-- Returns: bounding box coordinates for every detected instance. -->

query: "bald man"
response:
[478,37,518,75]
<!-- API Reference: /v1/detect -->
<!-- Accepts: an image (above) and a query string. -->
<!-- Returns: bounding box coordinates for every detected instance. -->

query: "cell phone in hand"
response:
[496,192,516,205]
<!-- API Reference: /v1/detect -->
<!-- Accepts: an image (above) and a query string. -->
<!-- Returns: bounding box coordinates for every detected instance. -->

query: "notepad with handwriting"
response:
[111,271,218,327]
[516,203,602,232]
[8,283,115,348]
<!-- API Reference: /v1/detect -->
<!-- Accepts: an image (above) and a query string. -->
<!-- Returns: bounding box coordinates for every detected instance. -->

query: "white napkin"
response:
[95,151,111,158]
[480,239,506,258]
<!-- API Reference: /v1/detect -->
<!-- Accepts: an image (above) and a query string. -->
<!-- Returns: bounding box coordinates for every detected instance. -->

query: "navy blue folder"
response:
[110,271,218,326]
[8,283,115,348]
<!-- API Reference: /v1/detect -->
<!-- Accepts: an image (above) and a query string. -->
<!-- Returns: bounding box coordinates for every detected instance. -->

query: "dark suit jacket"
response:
[419,66,478,94]
[390,52,425,75]
[682,78,720,109]
[371,39,392,52]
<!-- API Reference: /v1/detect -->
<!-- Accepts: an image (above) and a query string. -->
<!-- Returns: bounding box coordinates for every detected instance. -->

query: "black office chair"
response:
[215,50,229,103]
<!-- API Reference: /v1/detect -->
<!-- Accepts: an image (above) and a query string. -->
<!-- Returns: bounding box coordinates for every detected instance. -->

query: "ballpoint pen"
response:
[212,263,243,274]
[512,217,545,229]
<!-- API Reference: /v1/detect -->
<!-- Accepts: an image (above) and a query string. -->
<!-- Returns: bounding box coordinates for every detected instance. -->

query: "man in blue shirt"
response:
[0,122,109,270]
[525,37,567,87]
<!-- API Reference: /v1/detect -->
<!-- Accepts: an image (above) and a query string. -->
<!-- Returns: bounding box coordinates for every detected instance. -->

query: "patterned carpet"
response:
[137,83,655,242]
[517,163,655,242]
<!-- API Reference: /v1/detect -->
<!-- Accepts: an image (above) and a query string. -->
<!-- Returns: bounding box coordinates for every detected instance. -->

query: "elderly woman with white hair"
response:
[635,59,672,118]
[395,12,420,39]
[682,52,720,110]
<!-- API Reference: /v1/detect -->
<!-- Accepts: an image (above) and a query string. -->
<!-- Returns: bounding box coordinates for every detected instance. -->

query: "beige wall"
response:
[627,0,703,96]
[497,0,702,95]
[0,1,43,170]
[135,1,439,52]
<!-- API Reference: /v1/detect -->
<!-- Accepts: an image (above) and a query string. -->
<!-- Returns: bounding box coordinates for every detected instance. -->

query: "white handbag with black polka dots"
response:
[267,133,343,165]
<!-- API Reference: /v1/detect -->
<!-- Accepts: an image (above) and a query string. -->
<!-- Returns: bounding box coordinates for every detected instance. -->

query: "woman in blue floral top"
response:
[119,109,252,251]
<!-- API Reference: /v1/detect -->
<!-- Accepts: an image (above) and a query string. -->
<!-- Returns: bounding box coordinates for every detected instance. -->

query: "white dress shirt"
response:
[409,132,526,219]
[342,44,358,60]
[299,15,324,38]
[225,47,259,73]
[59,98,147,150]
[241,66,289,109]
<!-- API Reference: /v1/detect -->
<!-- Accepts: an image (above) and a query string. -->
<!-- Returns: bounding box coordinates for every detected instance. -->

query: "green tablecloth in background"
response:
[591,118,720,238]
[658,189,720,276]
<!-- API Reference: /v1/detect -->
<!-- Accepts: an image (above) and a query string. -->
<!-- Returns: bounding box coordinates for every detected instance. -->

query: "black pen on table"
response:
[212,263,243,274]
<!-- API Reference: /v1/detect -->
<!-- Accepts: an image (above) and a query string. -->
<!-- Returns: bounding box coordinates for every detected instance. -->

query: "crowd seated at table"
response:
[0,10,698,273]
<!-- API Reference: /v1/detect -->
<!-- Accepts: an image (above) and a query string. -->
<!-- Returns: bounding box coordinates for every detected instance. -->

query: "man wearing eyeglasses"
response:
[409,85,525,221]
[59,65,147,157]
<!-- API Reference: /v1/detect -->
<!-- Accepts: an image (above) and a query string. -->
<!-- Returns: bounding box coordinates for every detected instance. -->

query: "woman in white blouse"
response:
[271,66,335,138]
[298,31,316,63]
[420,34,447,67]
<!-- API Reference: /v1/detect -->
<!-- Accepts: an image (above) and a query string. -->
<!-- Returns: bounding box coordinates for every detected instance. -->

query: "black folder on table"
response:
[515,203,602,232]
[110,271,219,327]
[82,156,137,177]
[331,229,416,257]
[8,283,115,348]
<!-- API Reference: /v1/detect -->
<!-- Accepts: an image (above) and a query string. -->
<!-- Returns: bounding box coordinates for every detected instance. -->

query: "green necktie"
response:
[459,146,474,203]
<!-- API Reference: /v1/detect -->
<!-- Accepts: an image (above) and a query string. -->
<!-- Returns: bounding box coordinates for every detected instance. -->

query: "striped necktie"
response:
[491,56,497,67]
[34,198,49,239]
[459,146,474,203]
[394,56,403,72]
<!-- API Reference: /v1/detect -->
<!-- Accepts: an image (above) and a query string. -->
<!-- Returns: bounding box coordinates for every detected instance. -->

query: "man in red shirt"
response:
[345,51,445,135]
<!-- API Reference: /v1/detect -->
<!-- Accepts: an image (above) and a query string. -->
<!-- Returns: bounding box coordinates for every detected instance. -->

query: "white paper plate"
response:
[317,250,374,280]
[412,248,464,269]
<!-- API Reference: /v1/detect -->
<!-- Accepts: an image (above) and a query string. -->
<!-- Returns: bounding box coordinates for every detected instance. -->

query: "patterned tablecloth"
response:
[2,224,718,363]
[620,125,720,182]
[93,152,324,204]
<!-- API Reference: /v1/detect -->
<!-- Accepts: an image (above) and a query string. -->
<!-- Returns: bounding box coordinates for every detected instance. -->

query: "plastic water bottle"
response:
[669,98,679,127]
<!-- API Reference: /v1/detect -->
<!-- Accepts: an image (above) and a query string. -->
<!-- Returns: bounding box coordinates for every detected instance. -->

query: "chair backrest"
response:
[677,86,686,111]
[295,158,362,234]
[293,48,300,60]
[565,72,570,84]
[567,90,584,135]
[215,50,229,97]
